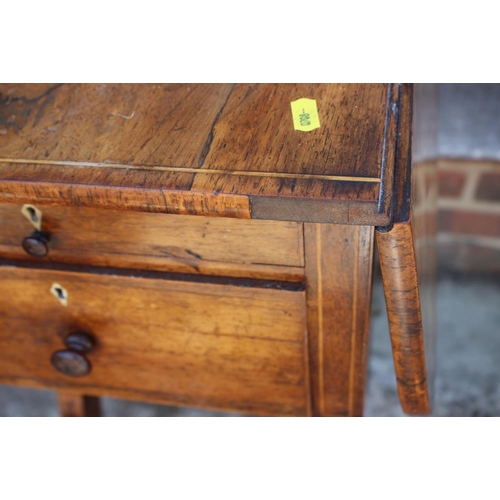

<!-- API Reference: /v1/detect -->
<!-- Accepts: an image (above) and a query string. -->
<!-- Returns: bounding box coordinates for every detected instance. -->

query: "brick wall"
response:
[437,159,500,272]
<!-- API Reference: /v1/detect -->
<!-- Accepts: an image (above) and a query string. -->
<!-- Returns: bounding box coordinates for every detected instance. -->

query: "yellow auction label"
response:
[290,98,320,132]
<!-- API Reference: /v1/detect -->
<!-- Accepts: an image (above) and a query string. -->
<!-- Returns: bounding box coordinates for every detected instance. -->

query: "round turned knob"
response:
[22,230,50,258]
[64,332,95,354]
[51,350,91,377]
[51,332,95,378]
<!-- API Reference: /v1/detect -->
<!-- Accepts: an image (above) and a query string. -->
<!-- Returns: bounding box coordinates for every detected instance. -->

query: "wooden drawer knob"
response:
[51,350,91,378]
[64,332,95,354]
[51,332,95,378]
[22,230,50,258]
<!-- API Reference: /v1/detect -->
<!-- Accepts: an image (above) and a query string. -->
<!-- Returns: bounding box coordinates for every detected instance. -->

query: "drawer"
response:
[0,265,310,416]
[0,204,304,281]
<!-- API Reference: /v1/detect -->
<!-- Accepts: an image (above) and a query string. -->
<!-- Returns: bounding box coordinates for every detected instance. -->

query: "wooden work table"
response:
[0,83,436,416]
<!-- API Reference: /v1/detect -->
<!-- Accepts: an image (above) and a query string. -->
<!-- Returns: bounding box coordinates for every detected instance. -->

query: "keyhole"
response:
[50,283,68,306]
[26,206,39,223]
[21,204,42,229]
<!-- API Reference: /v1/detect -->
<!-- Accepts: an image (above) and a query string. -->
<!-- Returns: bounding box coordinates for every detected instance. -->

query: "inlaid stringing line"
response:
[0,159,382,184]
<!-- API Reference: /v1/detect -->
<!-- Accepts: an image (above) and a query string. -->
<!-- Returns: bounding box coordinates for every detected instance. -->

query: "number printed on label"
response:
[290,98,320,132]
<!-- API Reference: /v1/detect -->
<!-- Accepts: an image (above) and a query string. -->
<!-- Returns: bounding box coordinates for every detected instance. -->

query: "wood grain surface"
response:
[304,223,374,416]
[196,84,387,208]
[0,84,398,224]
[0,83,429,418]
[0,84,235,167]
[389,83,413,223]
[0,163,252,218]
[0,265,310,416]
[376,222,431,415]
[375,84,436,415]
[0,203,304,281]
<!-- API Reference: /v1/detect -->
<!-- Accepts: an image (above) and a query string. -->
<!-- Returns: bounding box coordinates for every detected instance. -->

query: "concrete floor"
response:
[365,272,500,417]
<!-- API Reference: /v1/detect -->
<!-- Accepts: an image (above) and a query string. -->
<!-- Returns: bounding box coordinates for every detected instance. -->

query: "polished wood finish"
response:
[199,84,391,224]
[0,203,304,281]
[58,391,101,417]
[0,83,435,417]
[0,265,310,416]
[0,170,252,219]
[305,223,374,416]
[375,84,436,415]
[376,222,430,414]
[203,84,386,179]
[0,84,235,167]
[0,84,400,225]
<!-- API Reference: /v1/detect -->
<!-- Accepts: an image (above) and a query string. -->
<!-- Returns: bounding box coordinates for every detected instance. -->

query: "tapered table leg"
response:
[376,222,432,415]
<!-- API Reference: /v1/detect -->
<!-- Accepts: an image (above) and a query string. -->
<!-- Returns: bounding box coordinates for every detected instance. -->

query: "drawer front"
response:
[0,266,310,416]
[0,204,304,280]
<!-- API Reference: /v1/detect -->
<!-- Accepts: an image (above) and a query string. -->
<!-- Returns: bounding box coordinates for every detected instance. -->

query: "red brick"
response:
[462,247,500,272]
[476,172,500,202]
[425,171,437,199]
[439,209,500,238]
[412,212,437,236]
[437,241,467,270]
[437,170,467,198]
